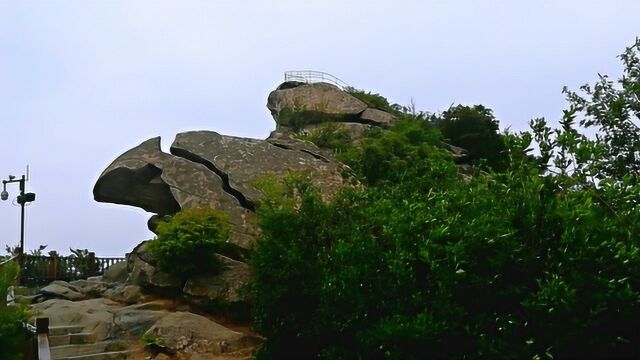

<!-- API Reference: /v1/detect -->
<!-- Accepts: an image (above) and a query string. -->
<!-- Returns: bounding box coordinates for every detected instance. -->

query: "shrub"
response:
[296,123,352,153]
[348,89,395,113]
[250,40,640,359]
[148,208,231,278]
[433,104,508,171]
[0,261,30,360]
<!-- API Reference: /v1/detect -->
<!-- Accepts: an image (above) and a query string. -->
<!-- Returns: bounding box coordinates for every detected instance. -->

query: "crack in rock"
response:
[170,147,256,212]
[268,142,330,163]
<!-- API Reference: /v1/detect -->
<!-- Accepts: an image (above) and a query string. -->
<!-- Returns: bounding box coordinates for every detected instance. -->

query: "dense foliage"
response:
[250,40,640,359]
[347,89,396,114]
[434,104,508,171]
[148,208,231,278]
[0,261,30,360]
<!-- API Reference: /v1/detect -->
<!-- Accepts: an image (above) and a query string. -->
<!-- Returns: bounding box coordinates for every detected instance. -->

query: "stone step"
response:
[49,325,85,336]
[54,351,130,360]
[51,341,121,359]
[49,332,98,347]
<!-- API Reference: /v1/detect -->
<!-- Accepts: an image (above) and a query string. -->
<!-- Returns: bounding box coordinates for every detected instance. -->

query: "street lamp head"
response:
[1,190,8,201]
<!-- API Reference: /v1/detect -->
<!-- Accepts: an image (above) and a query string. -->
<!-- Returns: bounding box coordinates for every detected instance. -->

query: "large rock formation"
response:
[94,130,350,252]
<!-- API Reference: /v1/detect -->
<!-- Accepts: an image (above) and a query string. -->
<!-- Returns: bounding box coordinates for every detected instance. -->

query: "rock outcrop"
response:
[94,130,350,253]
[266,81,397,146]
[267,82,368,122]
[143,312,259,356]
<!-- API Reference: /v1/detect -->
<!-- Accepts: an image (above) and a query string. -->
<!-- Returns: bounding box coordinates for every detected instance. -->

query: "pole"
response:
[19,175,25,257]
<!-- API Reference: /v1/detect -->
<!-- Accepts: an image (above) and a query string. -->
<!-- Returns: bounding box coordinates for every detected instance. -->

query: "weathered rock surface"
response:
[143,312,260,356]
[267,82,368,123]
[360,108,396,126]
[40,281,86,301]
[93,137,257,252]
[171,130,349,204]
[267,81,398,132]
[30,296,256,357]
[127,242,182,295]
[93,137,180,216]
[31,298,121,339]
[103,261,129,283]
[183,254,251,306]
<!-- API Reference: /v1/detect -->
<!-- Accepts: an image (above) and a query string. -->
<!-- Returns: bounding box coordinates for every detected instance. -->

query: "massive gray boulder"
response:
[267,82,368,123]
[142,312,260,356]
[94,130,350,253]
[266,81,396,129]
[94,137,257,252]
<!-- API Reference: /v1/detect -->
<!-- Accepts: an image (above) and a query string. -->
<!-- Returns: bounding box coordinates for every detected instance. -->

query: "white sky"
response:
[1,1,639,256]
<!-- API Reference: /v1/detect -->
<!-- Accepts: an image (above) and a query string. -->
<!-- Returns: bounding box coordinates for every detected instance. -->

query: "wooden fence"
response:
[20,252,126,287]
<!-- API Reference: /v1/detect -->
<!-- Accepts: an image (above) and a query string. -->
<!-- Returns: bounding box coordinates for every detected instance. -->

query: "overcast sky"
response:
[1,1,639,256]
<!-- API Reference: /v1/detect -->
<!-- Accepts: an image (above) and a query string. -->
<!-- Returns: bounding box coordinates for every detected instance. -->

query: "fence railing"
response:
[21,252,126,288]
[284,70,353,90]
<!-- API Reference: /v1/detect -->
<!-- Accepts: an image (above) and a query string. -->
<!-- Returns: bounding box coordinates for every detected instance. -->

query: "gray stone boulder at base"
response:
[183,254,251,306]
[40,281,86,301]
[126,242,183,295]
[143,312,260,356]
[102,261,128,283]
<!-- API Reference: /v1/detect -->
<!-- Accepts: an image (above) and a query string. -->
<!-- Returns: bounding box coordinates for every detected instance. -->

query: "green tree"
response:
[435,104,508,171]
[0,261,30,360]
[562,37,640,182]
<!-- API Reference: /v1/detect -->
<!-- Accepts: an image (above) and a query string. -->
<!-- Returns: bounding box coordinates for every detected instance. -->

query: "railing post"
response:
[48,252,58,281]
[36,317,51,360]
[88,252,96,277]
[36,317,49,335]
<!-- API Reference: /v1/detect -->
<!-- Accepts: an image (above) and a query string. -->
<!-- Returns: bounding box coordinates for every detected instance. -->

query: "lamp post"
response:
[2,174,36,260]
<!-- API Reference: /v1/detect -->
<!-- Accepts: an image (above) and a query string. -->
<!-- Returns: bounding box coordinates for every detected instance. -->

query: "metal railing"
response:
[21,253,126,287]
[284,70,353,90]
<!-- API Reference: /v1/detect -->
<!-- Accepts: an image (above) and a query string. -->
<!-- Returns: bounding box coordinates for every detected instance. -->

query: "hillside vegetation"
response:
[250,39,640,359]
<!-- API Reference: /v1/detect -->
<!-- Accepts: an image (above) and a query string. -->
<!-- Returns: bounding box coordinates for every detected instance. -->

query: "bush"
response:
[337,116,450,186]
[296,123,353,153]
[148,208,231,278]
[348,89,396,114]
[434,104,508,171]
[0,261,30,360]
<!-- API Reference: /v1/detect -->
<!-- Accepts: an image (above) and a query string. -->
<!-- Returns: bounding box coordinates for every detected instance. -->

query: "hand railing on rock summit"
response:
[284,70,353,91]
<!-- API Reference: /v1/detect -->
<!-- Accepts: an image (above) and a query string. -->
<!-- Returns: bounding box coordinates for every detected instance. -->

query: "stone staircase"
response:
[48,325,132,360]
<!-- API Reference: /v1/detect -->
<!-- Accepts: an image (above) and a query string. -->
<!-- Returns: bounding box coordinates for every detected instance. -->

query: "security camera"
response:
[1,190,8,201]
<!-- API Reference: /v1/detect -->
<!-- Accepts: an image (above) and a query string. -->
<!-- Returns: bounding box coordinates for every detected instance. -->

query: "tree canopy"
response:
[249,39,640,359]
